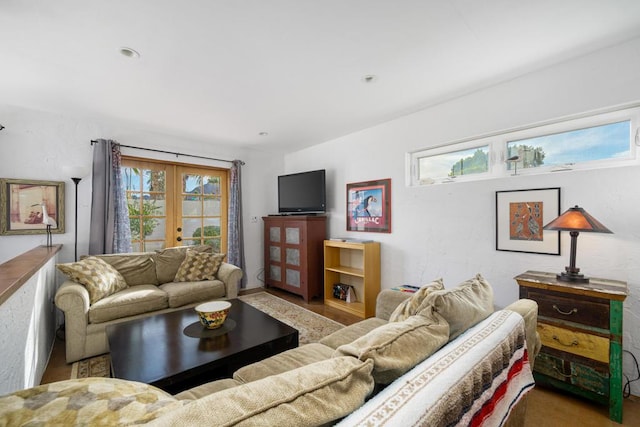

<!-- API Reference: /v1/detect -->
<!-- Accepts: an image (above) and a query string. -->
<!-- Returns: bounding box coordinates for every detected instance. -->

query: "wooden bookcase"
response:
[323,240,380,318]
[263,216,326,302]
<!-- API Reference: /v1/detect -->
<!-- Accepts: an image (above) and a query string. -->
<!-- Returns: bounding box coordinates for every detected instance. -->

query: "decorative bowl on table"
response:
[195,300,231,329]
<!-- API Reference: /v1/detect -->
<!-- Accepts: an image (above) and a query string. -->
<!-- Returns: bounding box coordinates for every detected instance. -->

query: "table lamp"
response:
[543,205,612,283]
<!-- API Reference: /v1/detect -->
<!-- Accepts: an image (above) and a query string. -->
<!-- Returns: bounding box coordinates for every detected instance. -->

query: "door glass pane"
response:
[285,227,300,244]
[183,239,200,246]
[145,218,165,240]
[183,218,202,237]
[144,241,164,252]
[202,176,221,195]
[144,193,165,215]
[203,197,221,216]
[182,195,202,216]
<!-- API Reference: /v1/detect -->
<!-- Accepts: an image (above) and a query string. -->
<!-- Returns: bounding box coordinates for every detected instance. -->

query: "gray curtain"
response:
[88,139,132,255]
[227,160,246,287]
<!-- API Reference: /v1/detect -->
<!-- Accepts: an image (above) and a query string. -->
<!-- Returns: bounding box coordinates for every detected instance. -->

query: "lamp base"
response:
[556,270,590,284]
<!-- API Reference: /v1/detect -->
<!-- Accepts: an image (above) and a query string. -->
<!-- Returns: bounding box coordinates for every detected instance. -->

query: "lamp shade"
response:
[543,206,612,233]
[543,205,611,284]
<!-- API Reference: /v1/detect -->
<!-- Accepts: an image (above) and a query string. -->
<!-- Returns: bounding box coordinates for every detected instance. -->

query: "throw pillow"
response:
[57,256,128,304]
[174,251,226,282]
[334,310,449,384]
[388,278,445,322]
[420,273,494,340]
[0,378,185,426]
[155,245,212,283]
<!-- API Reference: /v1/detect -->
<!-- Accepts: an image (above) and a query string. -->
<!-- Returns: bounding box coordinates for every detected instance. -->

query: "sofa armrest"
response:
[54,280,91,363]
[505,298,541,369]
[375,289,411,321]
[217,262,243,299]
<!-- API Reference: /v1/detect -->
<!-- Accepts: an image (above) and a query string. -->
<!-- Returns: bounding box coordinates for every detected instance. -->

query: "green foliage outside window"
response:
[449,148,488,177]
[129,200,161,239]
[193,225,221,253]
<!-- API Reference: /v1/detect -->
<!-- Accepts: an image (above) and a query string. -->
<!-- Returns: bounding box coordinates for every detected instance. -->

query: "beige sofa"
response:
[55,246,243,363]
[2,274,540,426]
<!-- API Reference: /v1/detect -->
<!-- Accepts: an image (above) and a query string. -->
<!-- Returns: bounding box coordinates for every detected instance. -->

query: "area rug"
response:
[70,293,343,379]
[238,292,344,344]
[70,354,111,379]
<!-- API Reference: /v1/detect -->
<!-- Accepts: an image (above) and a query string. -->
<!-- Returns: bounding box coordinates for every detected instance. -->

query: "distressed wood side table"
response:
[515,270,628,423]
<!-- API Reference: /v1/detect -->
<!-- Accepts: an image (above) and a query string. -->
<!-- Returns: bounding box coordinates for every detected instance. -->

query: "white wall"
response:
[0,105,282,287]
[285,37,640,396]
[0,254,58,394]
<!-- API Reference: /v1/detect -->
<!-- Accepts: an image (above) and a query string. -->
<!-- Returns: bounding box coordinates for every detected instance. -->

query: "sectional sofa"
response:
[1,274,540,426]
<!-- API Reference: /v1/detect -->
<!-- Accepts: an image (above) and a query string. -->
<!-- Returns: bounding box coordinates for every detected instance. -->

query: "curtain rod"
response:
[90,140,245,165]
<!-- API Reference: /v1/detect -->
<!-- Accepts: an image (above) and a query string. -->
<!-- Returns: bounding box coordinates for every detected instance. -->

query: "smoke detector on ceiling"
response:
[119,47,140,59]
[361,75,378,84]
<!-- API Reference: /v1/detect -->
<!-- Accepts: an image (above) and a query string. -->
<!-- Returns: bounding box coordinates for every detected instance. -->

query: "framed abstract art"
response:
[495,187,560,255]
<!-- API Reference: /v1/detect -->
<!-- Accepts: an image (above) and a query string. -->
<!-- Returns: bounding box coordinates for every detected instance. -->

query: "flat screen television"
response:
[278,169,326,214]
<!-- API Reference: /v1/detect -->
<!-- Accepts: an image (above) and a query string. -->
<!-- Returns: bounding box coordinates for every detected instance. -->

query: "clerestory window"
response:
[408,105,639,186]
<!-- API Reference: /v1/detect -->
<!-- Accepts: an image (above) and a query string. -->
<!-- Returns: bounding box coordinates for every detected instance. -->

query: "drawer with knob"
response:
[537,322,609,363]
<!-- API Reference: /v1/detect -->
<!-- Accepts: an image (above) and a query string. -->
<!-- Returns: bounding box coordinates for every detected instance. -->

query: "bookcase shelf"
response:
[323,240,380,318]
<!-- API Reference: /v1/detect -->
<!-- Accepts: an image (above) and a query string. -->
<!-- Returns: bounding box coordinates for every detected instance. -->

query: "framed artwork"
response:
[0,178,65,235]
[347,178,391,233]
[495,187,560,255]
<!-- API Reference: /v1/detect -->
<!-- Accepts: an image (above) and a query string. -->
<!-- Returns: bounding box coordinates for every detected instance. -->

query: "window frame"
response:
[408,104,640,186]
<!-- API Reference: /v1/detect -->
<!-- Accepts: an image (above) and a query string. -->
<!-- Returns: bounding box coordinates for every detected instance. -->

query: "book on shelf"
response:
[329,237,374,243]
[390,285,421,293]
[333,283,357,302]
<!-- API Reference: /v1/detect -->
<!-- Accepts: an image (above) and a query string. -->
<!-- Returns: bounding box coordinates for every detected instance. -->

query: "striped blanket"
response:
[337,310,535,427]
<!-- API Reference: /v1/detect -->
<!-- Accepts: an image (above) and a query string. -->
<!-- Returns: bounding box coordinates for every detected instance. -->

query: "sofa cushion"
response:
[421,273,494,340]
[388,278,445,322]
[89,285,168,323]
[91,252,159,286]
[334,311,449,384]
[155,245,212,284]
[174,251,226,282]
[174,379,243,401]
[159,280,226,308]
[147,357,375,427]
[319,317,387,350]
[57,256,128,304]
[233,343,334,383]
[0,378,184,426]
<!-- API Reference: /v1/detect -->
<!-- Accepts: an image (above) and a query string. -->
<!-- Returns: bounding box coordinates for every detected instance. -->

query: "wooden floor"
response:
[42,287,640,426]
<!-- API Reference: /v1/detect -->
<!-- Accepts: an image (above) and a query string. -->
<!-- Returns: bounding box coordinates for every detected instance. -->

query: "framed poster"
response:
[0,178,65,235]
[495,187,560,255]
[347,178,391,233]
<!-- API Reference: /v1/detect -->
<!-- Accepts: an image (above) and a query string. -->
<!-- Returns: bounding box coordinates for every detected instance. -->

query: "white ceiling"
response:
[2,1,640,152]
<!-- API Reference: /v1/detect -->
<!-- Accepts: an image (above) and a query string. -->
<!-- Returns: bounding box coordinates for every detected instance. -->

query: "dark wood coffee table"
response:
[105,298,298,394]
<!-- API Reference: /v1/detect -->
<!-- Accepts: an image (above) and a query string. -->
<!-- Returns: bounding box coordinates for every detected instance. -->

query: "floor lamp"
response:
[72,177,82,261]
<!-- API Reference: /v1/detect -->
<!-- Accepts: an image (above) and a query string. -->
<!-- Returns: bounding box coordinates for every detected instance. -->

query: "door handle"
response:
[177,227,182,232]
[177,237,182,242]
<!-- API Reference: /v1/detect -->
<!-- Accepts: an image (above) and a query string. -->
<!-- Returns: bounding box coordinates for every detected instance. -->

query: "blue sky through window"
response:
[507,120,630,166]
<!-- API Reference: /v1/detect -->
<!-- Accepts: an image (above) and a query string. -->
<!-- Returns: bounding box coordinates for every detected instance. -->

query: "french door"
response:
[122,158,228,253]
